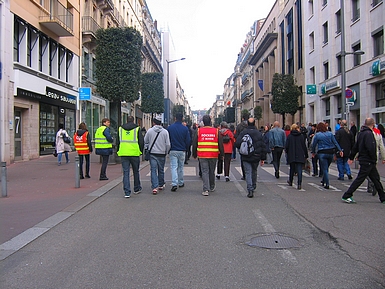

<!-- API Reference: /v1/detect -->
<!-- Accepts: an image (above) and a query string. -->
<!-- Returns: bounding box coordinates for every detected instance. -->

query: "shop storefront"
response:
[16,87,77,156]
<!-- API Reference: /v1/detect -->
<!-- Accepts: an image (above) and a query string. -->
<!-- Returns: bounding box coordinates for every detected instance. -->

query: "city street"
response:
[1,155,384,288]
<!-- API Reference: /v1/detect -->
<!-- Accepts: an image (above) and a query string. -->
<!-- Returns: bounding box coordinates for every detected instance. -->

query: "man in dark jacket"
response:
[335,120,355,180]
[235,117,267,198]
[234,112,249,180]
[341,118,385,204]
[167,113,191,191]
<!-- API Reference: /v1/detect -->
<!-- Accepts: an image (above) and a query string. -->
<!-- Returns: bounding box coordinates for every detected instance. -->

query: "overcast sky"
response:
[145,0,276,110]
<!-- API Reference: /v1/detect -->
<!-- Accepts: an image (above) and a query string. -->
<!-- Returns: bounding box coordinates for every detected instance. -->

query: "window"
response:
[66,51,73,82]
[308,0,314,16]
[83,51,89,78]
[323,22,328,44]
[375,82,385,107]
[49,40,57,76]
[323,61,329,80]
[92,57,97,80]
[325,98,330,116]
[337,94,342,114]
[39,35,48,72]
[310,66,315,84]
[352,43,361,66]
[373,28,384,57]
[13,18,26,62]
[58,45,65,79]
[336,55,341,74]
[336,10,341,34]
[372,0,383,7]
[309,32,314,50]
[352,0,360,22]
[322,0,327,6]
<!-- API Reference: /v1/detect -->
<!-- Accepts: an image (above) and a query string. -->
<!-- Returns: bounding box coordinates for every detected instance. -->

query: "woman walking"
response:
[311,122,343,189]
[55,124,71,166]
[285,124,309,190]
[74,122,93,179]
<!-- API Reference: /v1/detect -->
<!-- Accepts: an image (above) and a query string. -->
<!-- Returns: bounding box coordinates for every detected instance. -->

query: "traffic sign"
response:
[345,88,353,98]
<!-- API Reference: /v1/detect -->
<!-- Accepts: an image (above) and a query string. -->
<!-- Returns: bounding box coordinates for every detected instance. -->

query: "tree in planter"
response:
[141,72,164,119]
[271,73,301,126]
[95,27,142,139]
[254,106,263,126]
[172,104,185,120]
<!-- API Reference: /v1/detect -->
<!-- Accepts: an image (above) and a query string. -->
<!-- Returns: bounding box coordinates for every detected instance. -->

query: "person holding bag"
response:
[55,123,70,166]
[144,116,170,195]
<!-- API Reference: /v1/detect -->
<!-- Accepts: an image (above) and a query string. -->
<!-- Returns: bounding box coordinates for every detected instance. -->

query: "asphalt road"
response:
[1,159,384,288]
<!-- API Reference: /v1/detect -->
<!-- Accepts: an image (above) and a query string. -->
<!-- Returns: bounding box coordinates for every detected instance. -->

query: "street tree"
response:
[271,73,301,125]
[95,27,142,134]
[172,104,185,119]
[140,72,164,118]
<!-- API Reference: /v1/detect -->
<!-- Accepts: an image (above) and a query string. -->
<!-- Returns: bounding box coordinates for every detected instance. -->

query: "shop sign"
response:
[320,81,339,95]
[16,88,44,100]
[79,87,91,100]
[45,87,76,108]
[306,84,316,94]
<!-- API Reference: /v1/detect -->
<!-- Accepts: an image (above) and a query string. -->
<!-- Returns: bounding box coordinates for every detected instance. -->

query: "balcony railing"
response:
[38,0,73,36]
[82,16,101,36]
[96,0,114,13]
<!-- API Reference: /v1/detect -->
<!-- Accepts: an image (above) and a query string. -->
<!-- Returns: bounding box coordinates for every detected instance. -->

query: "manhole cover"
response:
[247,233,301,249]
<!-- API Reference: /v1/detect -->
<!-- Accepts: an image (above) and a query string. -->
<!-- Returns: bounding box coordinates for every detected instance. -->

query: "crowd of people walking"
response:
[53,112,385,204]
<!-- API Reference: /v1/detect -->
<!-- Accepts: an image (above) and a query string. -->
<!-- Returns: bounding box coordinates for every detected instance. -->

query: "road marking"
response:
[146,167,196,177]
[253,209,298,265]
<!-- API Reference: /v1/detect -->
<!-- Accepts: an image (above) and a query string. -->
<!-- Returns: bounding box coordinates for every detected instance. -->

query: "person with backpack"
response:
[216,121,235,182]
[235,117,267,198]
[234,112,249,180]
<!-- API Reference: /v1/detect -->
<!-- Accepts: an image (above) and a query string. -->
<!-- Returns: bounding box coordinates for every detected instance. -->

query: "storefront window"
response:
[93,103,100,136]
[39,103,58,154]
[65,109,76,139]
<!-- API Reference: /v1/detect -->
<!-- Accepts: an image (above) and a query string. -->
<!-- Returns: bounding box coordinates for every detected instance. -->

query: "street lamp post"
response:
[166,57,186,126]
[340,0,364,126]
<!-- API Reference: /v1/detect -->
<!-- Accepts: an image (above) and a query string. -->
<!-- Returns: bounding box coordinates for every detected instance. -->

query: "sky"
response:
[145,0,276,111]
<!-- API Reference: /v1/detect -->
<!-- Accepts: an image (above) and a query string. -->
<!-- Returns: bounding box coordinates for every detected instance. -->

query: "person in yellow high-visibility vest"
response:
[94,118,113,180]
[117,116,144,198]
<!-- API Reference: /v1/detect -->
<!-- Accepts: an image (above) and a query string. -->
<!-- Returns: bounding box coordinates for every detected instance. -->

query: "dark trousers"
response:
[79,154,90,177]
[217,153,232,177]
[342,163,385,202]
[100,155,109,178]
[289,162,303,185]
[312,154,319,175]
[272,147,284,172]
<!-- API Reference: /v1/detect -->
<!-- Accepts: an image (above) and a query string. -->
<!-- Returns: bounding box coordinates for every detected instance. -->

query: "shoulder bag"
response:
[145,132,160,161]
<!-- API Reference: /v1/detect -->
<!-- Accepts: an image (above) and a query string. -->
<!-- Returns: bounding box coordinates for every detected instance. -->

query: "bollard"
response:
[1,162,7,197]
[75,156,80,188]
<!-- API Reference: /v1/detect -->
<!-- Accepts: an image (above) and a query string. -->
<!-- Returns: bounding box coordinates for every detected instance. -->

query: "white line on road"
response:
[253,209,298,266]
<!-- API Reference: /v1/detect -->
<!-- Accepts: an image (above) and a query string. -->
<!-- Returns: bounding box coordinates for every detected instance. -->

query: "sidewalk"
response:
[0,152,148,245]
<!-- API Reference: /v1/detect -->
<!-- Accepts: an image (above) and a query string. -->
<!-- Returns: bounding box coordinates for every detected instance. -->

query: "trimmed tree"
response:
[172,104,185,118]
[95,27,143,134]
[271,73,301,126]
[141,72,164,117]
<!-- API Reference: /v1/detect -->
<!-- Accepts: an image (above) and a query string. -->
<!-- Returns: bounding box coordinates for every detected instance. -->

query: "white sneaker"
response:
[158,184,165,190]
[202,191,209,196]
[152,188,158,195]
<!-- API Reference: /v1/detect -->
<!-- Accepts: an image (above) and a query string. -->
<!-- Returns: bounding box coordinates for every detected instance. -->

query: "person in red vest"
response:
[192,115,224,196]
[74,122,93,179]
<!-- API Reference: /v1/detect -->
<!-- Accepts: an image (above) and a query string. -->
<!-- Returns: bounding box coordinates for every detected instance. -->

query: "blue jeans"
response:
[58,151,69,164]
[169,150,185,186]
[149,154,166,189]
[121,156,141,196]
[199,158,217,192]
[243,160,259,192]
[336,156,351,178]
[318,153,333,186]
[289,162,303,185]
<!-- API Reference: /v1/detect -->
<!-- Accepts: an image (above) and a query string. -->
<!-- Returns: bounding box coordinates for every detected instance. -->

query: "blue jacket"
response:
[311,131,342,153]
[269,127,286,149]
[167,121,191,151]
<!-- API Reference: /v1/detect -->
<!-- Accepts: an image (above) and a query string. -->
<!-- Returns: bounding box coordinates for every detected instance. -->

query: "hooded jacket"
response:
[144,125,171,156]
[235,125,267,162]
[285,130,308,164]
[117,122,144,153]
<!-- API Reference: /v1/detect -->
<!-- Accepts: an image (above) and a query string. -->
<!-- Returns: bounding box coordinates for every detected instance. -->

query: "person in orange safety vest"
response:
[192,114,224,196]
[74,122,93,179]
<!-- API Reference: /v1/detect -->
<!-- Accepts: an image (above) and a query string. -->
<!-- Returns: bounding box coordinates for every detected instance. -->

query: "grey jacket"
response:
[144,125,171,156]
